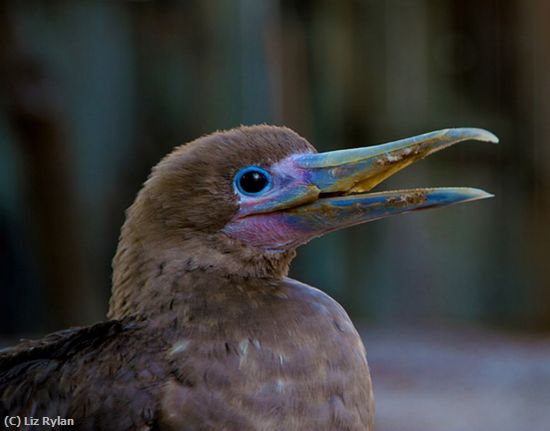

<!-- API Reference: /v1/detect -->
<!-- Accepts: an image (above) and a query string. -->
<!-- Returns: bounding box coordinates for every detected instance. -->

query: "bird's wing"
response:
[0,320,125,412]
[0,320,165,430]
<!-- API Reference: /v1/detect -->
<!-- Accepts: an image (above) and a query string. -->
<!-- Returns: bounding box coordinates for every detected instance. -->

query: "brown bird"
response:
[0,125,496,430]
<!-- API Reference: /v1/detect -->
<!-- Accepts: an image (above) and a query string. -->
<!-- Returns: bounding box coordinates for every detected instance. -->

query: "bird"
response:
[0,125,497,430]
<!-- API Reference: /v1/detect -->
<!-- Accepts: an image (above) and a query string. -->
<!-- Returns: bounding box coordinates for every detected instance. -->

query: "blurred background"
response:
[1,1,549,430]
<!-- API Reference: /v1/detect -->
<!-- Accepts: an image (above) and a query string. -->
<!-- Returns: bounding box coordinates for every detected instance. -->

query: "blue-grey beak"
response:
[281,128,497,239]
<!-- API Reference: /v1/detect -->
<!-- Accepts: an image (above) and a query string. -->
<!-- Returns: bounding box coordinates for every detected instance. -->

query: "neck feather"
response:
[108,219,295,320]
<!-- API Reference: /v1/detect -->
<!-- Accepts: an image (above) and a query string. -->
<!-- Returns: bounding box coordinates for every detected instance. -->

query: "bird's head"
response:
[111,125,496,316]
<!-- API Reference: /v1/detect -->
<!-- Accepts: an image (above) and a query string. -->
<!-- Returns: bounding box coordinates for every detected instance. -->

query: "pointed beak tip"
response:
[461,188,494,202]
[452,127,499,144]
[480,130,499,144]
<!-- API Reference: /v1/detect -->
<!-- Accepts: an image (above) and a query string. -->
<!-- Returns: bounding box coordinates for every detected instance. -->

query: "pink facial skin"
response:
[235,156,318,218]
[223,155,320,251]
[224,212,312,251]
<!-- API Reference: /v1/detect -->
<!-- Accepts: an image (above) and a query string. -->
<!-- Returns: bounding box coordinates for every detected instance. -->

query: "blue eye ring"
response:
[234,166,273,196]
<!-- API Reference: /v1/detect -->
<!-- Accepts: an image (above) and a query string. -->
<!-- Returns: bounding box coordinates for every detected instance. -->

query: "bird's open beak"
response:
[227,128,498,249]
[285,127,497,232]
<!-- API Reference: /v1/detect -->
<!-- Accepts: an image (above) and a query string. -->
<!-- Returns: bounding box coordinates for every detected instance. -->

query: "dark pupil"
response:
[240,170,268,193]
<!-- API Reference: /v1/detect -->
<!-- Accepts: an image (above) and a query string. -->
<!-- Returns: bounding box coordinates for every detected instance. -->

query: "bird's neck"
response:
[108,223,295,320]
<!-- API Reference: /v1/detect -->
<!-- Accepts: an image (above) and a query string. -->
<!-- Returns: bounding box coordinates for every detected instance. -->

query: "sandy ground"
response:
[362,325,550,431]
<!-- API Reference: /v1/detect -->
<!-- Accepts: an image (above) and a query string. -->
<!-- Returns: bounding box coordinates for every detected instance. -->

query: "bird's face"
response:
[222,126,497,251]
[144,125,496,257]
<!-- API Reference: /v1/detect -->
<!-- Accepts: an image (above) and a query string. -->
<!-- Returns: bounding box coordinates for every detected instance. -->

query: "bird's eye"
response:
[234,166,272,196]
